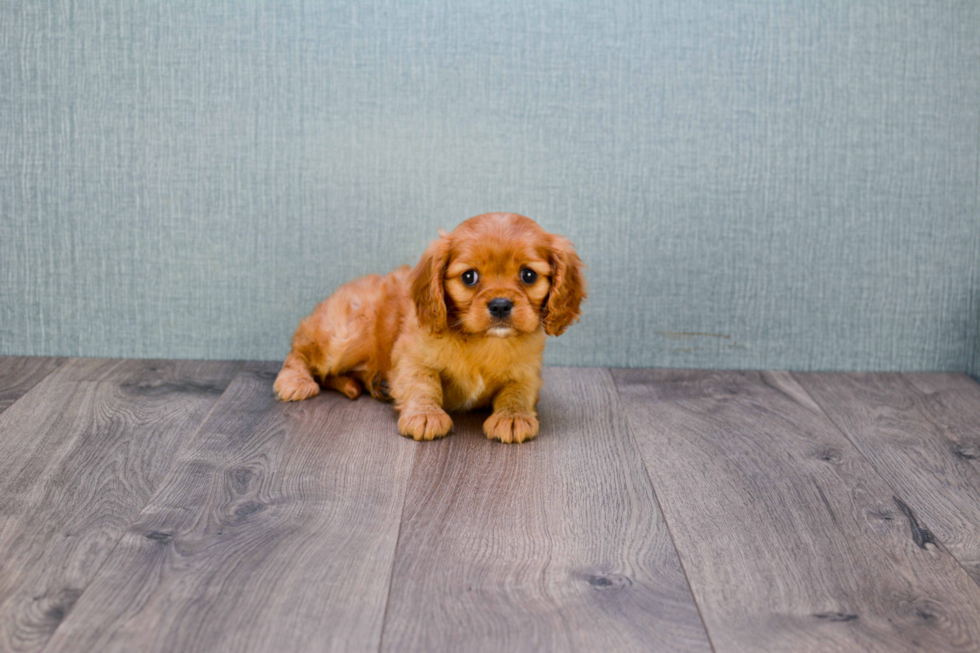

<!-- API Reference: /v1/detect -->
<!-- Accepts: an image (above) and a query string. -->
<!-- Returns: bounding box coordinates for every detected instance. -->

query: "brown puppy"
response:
[274,213,585,443]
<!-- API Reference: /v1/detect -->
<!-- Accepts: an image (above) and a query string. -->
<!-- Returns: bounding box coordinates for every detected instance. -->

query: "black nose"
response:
[487,298,513,319]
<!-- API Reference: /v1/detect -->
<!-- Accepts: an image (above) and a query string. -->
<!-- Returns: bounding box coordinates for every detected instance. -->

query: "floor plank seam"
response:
[605,368,719,653]
[101,360,248,532]
[789,371,980,593]
[33,360,247,653]
[375,441,418,653]
[0,356,68,416]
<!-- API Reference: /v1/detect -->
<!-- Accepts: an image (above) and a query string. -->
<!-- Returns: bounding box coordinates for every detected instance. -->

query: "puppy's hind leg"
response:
[274,352,321,401]
[322,374,363,400]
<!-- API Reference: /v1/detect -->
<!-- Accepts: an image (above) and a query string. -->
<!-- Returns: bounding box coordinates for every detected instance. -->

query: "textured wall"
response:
[2,1,979,372]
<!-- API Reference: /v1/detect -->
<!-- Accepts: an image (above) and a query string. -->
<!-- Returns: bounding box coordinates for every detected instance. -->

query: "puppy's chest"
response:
[439,343,526,411]
[429,334,544,411]
[442,366,499,411]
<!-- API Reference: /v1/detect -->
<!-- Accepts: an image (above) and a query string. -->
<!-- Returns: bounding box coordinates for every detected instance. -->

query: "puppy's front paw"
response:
[484,412,538,444]
[274,370,320,402]
[398,407,453,441]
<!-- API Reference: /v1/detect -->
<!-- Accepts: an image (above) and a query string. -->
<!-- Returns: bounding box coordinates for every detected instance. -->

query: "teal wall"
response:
[2,1,979,373]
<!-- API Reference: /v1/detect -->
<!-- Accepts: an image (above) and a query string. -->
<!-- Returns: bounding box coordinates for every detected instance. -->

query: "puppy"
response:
[273,213,585,443]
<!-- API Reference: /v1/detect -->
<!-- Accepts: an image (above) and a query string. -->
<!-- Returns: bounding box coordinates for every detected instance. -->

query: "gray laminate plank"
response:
[0,358,241,653]
[0,356,66,414]
[41,362,417,653]
[613,369,980,653]
[380,367,712,653]
[793,372,980,585]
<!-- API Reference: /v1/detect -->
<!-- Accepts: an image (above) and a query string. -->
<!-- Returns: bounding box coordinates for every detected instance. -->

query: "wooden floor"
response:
[1,358,979,652]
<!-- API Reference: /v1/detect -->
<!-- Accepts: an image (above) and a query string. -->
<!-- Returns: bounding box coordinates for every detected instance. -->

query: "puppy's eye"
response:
[521,268,538,284]
[461,270,479,287]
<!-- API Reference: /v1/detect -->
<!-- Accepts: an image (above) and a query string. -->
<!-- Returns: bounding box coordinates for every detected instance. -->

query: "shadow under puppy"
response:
[274,212,585,443]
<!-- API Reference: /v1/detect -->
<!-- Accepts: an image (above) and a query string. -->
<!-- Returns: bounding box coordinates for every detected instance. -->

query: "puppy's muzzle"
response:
[487,298,513,319]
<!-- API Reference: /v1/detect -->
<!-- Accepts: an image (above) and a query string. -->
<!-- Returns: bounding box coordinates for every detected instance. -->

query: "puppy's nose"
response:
[487,298,513,319]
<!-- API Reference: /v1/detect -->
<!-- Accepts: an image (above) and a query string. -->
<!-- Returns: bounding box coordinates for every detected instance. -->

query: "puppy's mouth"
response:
[487,325,516,338]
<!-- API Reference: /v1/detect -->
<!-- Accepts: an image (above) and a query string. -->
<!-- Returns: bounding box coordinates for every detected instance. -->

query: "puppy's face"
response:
[444,235,552,337]
[411,213,585,338]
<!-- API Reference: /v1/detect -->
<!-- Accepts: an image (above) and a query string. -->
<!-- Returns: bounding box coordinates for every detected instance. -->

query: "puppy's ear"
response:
[543,235,586,336]
[411,235,451,333]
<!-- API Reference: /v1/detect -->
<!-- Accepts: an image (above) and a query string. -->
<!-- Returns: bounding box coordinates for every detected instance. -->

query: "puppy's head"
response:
[411,213,585,337]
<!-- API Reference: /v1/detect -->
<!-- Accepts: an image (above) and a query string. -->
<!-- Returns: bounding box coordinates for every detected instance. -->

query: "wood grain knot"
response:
[867,506,896,522]
[229,467,255,492]
[32,588,83,631]
[232,501,266,521]
[897,598,946,626]
[814,446,843,464]
[581,573,631,590]
[813,612,858,622]
[893,497,937,550]
[145,531,173,544]
[952,442,978,461]
[251,369,279,382]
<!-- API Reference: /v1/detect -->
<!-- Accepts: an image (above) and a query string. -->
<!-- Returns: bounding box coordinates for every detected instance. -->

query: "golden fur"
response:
[273,213,585,443]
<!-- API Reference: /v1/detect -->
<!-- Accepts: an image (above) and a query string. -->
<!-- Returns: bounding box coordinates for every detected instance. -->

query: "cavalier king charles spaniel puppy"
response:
[273,212,585,443]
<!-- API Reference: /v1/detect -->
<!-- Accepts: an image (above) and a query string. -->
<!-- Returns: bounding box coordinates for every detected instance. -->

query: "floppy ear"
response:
[542,235,586,336]
[410,235,451,333]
